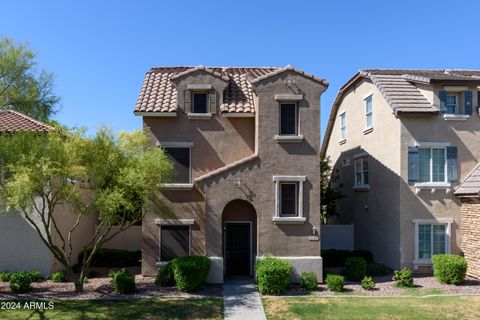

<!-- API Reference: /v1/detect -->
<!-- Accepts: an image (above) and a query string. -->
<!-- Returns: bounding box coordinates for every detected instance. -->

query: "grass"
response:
[0,297,223,320]
[263,296,480,320]
[401,287,444,296]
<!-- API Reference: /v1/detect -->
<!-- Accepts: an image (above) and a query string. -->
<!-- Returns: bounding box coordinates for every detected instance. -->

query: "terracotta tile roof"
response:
[0,110,52,132]
[455,164,480,196]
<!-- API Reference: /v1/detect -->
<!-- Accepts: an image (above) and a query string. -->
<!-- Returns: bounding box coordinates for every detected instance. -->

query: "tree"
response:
[0,127,172,292]
[0,38,59,120]
[320,157,344,224]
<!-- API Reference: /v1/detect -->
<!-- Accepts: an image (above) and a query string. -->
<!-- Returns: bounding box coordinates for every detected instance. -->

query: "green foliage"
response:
[51,271,65,283]
[392,268,414,288]
[77,249,141,268]
[0,38,59,120]
[321,249,374,267]
[320,157,344,223]
[9,272,33,293]
[361,276,375,291]
[256,256,292,295]
[367,263,392,276]
[326,274,344,292]
[28,270,42,282]
[0,272,10,282]
[110,268,136,294]
[344,257,367,281]
[155,262,175,287]
[300,272,317,292]
[432,254,467,285]
[172,256,210,292]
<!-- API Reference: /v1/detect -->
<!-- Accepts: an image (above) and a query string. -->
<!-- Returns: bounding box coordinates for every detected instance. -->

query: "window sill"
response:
[414,182,452,195]
[413,259,432,267]
[363,127,373,135]
[339,138,346,145]
[159,183,194,190]
[353,185,370,191]
[155,219,195,225]
[443,114,469,121]
[187,113,212,119]
[156,261,170,267]
[274,135,304,143]
[272,216,306,224]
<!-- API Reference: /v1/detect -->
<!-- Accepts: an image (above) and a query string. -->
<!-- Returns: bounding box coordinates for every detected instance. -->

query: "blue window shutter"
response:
[464,91,473,115]
[439,90,447,113]
[408,146,419,183]
[447,146,458,182]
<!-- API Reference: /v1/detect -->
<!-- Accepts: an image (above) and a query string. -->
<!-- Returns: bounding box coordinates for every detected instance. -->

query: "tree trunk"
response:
[74,279,84,292]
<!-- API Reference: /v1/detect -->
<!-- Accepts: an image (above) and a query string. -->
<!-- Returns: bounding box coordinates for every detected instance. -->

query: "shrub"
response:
[344,257,367,281]
[0,272,10,282]
[110,268,136,294]
[326,274,344,292]
[155,262,175,287]
[321,249,374,268]
[361,276,375,290]
[77,249,141,268]
[392,267,414,288]
[9,272,33,293]
[51,271,65,283]
[432,254,467,285]
[300,272,318,292]
[256,256,292,295]
[367,263,392,276]
[28,270,42,282]
[172,256,210,292]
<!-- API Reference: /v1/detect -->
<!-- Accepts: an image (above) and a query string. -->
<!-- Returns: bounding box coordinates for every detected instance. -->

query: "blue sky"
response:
[1,0,479,138]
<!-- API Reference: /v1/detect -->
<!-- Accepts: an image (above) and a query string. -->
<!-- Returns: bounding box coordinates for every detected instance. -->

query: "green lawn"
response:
[263,296,480,320]
[0,298,223,320]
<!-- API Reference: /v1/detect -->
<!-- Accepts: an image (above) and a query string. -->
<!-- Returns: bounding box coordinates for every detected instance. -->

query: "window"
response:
[279,103,297,135]
[414,219,452,264]
[192,92,208,113]
[160,225,190,261]
[418,148,446,183]
[164,147,191,183]
[341,158,350,167]
[340,112,346,140]
[364,95,373,128]
[446,94,458,114]
[354,157,369,186]
[272,176,306,223]
[280,183,297,216]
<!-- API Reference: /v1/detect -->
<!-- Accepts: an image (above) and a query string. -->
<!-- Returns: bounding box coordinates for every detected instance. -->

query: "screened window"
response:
[192,92,208,113]
[164,147,191,183]
[354,157,369,186]
[418,148,446,183]
[418,224,447,259]
[160,225,190,262]
[279,103,297,135]
[365,95,373,128]
[340,112,346,140]
[280,183,297,216]
[446,95,458,114]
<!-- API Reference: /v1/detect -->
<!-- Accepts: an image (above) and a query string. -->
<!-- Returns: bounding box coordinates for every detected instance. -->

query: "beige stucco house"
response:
[321,69,480,278]
[134,65,328,283]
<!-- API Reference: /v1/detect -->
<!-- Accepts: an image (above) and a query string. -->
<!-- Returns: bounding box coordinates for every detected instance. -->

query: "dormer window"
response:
[192,92,208,113]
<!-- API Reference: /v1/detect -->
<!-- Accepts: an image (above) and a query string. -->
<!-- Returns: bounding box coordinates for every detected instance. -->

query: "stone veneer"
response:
[460,199,480,279]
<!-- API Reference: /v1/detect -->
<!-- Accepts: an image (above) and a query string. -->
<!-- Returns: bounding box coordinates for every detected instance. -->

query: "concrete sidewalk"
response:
[223,277,267,320]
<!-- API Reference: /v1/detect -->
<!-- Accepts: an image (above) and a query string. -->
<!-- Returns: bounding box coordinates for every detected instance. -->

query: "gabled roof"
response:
[170,65,230,82]
[249,65,329,86]
[0,110,52,133]
[454,164,480,196]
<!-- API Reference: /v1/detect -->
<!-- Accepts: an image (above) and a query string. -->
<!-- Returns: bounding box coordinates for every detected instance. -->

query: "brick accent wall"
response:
[460,199,480,279]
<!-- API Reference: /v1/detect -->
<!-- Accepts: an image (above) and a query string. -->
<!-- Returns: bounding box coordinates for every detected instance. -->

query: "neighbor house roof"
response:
[134,65,328,114]
[455,164,480,196]
[0,110,52,133]
[320,69,480,157]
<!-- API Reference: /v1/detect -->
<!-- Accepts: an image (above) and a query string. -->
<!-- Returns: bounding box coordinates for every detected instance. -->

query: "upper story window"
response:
[339,112,346,140]
[439,89,473,116]
[418,148,446,183]
[446,95,458,114]
[408,145,458,186]
[160,143,192,185]
[364,95,373,129]
[192,92,208,113]
[272,176,306,224]
[280,183,297,216]
[354,157,369,187]
[279,103,297,135]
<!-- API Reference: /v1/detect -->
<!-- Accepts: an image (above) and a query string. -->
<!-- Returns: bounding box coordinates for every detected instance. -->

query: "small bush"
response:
[432,254,467,285]
[0,272,10,282]
[345,257,367,281]
[256,256,292,295]
[300,272,317,292]
[77,249,141,268]
[155,262,175,287]
[28,270,42,282]
[321,249,374,268]
[110,268,136,294]
[9,272,33,293]
[361,276,375,290]
[392,267,414,288]
[172,256,210,292]
[367,263,392,276]
[326,274,344,292]
[51,271,65,283]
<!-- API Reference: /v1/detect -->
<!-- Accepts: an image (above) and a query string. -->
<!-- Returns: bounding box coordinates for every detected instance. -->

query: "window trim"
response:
[364,95,373,130]
[354,157,369,188]
[278,102,299,136]
[192,91,209,114]
[158,142,193,186]
[446,93,458,115]
[339,111,346,141]
[413,218,452,266]
[417,147,447,184]
[158,223,192,263]
[272,176,306,224]
[279,182,298,217]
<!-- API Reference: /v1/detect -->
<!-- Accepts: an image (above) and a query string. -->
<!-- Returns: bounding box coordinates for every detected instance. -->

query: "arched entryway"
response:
[222,199,257,277]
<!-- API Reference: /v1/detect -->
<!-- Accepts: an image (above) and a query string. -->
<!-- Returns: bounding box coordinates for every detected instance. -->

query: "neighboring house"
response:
[321,69,480,278]
[134,65,328,283]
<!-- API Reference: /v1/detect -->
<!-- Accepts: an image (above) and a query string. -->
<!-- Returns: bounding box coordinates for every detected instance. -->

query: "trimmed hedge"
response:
[322,249,374,268]
[392,267,414,288]
[77,249,141,268]
[256,256,292,295]
[300,272,318,292]
[326,274,344,292]
[345,257,367,281]
[172,256,210,292]
[110,268,136,294]
[9,272,33,293]
[367,263,392,276]
[432,254,467,285]
[155,262,175,287]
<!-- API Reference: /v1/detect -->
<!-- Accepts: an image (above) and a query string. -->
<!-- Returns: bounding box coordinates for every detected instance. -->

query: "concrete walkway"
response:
[224,277,267,320]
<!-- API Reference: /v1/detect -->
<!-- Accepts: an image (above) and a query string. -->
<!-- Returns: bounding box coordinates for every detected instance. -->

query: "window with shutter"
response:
[192,92,208,113]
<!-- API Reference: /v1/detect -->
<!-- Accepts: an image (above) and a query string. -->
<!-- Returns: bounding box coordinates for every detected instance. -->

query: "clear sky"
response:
[1,0,479,138]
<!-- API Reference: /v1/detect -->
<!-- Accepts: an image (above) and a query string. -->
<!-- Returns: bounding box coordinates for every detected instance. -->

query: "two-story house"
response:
[134,65,328,283]
[321,69,480,278]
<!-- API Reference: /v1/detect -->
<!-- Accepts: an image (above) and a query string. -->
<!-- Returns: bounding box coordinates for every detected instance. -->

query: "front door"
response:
[225,222,251,276]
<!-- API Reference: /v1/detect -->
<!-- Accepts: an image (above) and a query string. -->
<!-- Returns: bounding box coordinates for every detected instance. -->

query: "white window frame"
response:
[417,147,447,184]
[413,218,452,266]
[158,142,193,188]
[339,111,346,141]
[156,219,194,263]
[272,176,306,224]
[341,158,350,167]
[364,95,373,129]
[446,93,458,115]
[354,157,369,188]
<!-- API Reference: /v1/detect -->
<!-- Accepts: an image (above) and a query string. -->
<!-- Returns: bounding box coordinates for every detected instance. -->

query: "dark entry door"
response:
[225,223,251,276]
